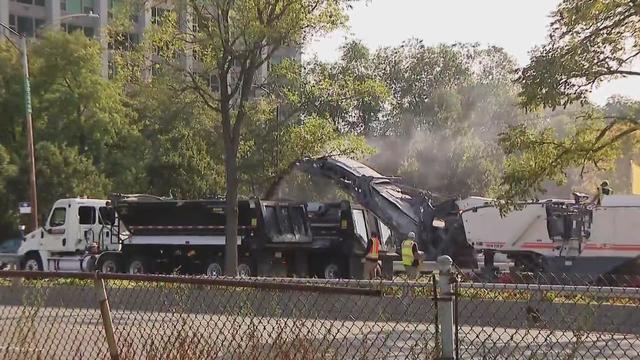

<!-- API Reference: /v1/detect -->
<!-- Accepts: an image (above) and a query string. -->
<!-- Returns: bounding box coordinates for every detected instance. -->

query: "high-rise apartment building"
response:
[0,0,301,83]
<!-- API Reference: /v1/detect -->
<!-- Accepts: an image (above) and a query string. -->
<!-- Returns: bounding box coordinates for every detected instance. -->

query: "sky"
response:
[304,0,640,105]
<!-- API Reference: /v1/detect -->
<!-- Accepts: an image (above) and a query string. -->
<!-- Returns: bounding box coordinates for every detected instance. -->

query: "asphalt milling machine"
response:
[270,156,640,278]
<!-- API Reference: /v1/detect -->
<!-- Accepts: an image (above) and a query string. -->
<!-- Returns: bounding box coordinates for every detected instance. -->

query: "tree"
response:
[141,0,356,275]
[0,41,23,148]
[496,0,640,207]
[29,31,144,193]
[328,41,521,197]
[34,142,112,219]
[129,73,226,198]
[0,145,18,237]
[374,39,473,136]
[273,40,390,135]
[0,31,142,238]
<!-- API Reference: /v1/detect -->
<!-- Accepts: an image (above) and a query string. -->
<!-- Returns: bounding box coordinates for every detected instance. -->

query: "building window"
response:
[67,24,82,33]
[85,0,95,14]
[267,57,281,72]
[65,0,95,14]
[16,0,45,6]
[63,24,96,39]
[17,16,35,37]
[60,1,67,11]
[109,33,138,51]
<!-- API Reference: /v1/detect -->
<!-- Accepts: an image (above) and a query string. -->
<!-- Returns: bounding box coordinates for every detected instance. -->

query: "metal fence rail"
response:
[1,261,640,359]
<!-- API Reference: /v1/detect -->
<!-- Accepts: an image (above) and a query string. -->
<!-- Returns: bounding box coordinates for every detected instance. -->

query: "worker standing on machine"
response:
[364,232,381,280]
[402,232,421,280]
[591,180,613,206]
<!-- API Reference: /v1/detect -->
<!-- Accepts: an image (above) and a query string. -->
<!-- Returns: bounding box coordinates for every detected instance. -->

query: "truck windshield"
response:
[49,207,66,227]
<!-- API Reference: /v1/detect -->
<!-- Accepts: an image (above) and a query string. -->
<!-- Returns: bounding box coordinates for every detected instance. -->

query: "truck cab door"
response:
[98,206,117,250]
[77,206,97,251]
[42,205,69,252]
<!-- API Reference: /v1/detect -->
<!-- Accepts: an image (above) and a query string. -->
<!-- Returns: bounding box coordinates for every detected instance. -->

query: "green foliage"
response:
[238,98,373,196]
[519,0,640,111]
[0,41,23,147]
[275,39,523,198]
[0,145,19,236]
[274,40,391,135]
[129,73,226,198]
[495,104,635,209]
[496,0,640,207]
[35,142,112,219]
[368,42,521,197]
[0,32,143,237]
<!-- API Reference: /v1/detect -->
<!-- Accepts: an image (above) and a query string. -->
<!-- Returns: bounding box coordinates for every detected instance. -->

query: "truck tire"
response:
[204,259,223,277]
[22,253,43,271]
[238,260,253,277]
[323,262,341,279]
[127,256,149,274]
[97,255,120,273]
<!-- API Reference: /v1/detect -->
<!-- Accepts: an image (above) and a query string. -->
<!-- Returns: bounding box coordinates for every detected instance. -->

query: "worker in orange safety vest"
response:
[364,232,381,280]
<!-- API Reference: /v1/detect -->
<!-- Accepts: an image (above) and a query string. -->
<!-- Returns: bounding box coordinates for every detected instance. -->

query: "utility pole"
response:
[21,35,38,231]
[0,23,37,231]
[1,13,99,232]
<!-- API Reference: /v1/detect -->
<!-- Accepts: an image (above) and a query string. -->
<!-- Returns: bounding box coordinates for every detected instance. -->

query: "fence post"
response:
[437,255,455,360]
[10,263,22,287]
[94,273,119,360]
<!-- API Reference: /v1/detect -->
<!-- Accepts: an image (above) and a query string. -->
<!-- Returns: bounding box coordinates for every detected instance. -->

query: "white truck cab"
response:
[16,198,119,271]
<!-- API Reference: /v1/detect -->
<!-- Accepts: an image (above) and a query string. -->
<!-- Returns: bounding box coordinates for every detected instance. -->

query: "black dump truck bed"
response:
[107,194,369,278]
[110,194,313,245]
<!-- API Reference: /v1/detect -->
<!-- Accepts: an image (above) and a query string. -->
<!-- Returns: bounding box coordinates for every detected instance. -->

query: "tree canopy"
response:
[496,0,640,209]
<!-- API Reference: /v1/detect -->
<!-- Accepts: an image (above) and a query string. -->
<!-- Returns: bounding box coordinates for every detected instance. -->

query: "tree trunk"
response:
[224,139,239,276]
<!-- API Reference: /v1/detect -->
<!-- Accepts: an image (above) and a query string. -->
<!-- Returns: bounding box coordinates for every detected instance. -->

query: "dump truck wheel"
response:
[323,262,341,279]
[127,257,148,274]
[98,256,120,273]
[238,261,252,277]
[205,260,223,277]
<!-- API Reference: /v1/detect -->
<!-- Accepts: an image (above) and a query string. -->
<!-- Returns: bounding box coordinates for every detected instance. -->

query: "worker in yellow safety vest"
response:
[401,232,420,280]
[364,232,381,279]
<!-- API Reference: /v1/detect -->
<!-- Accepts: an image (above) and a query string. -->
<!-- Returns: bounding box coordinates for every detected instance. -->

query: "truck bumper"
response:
[0,254,23,269]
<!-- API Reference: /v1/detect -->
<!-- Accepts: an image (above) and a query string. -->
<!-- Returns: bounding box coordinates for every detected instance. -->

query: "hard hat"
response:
[408,232,416,239]
[601,180,609,187]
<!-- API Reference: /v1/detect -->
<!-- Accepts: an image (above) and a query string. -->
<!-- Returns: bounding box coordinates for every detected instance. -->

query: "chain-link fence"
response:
[0,271,440,359]
[1,262,640,359]
[455,272,640,360]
